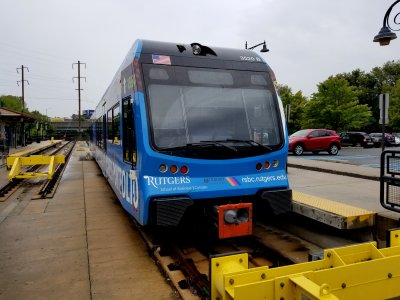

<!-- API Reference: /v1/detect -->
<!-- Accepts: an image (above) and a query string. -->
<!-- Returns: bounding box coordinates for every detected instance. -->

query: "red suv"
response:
[289,129,341,156]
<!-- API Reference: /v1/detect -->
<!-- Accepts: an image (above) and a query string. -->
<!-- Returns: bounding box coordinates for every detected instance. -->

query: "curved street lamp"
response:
[373,0,400,46]
[245,41,269,52]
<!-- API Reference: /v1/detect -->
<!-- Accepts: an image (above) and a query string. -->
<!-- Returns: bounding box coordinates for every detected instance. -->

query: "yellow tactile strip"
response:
[292,191,376,229]
[293,190,375,217]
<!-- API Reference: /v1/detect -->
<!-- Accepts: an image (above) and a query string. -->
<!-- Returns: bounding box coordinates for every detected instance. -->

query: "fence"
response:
[380,150,400,213]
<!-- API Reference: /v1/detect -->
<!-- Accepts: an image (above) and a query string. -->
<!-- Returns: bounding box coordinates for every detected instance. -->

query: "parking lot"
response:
[289,146,400,168]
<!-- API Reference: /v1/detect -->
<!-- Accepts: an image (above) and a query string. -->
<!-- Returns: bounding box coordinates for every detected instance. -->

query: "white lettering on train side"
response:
[143,175,191,189]
[129,170,138,209]
[105,156,138,210]
[241,174,287,183]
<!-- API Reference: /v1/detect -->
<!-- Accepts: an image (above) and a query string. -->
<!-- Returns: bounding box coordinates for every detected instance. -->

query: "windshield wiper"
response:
[197,141,238,152]
[163,141,237,152]
[215,139,272,152]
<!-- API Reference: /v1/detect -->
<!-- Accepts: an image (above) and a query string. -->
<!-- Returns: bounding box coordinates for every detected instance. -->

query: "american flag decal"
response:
[152,54,171,65]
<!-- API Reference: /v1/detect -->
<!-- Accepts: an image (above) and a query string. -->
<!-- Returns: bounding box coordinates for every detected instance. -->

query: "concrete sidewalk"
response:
[288,155,400,225]
[0,142,176,299]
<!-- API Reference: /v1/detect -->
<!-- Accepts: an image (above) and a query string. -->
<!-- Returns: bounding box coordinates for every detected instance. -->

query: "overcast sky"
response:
[0,0,399,118]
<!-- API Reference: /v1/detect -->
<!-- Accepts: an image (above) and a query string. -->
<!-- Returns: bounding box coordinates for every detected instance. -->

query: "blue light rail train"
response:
[90,40,291,238]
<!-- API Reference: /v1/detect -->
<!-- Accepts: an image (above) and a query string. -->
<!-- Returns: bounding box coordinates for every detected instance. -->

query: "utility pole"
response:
[17,65,29,146]
[16,65,29,110]
[72,61,86,140]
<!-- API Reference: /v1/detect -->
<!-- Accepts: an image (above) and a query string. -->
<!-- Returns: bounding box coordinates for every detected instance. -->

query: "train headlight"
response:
[223,208,249,224]
[264,161,271,169]
[224,209,237,224]
[256,163,262,171]
[272,160,279,167]
[159,164,168,173]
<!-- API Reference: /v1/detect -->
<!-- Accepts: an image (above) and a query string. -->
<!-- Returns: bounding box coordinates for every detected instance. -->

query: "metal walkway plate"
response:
[292,191,375,229]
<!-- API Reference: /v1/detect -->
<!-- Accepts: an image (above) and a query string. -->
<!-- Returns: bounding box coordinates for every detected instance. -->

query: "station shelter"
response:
[0,107,36,165]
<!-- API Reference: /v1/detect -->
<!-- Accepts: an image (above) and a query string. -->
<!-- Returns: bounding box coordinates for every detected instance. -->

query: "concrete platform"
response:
[292,190,375,229]
[288,156,400,224]
[7,139,62,158]
[0,142,177,299]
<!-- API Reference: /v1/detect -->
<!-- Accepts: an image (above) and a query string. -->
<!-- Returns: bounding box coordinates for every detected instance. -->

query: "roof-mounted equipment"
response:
[190,43,217,56]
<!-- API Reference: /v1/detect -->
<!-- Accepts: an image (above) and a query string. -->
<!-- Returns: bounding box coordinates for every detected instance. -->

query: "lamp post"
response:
[373,0,400,46]
[245,41,269,52]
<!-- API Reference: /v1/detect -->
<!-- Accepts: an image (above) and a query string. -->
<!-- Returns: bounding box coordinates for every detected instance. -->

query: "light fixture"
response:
[245,41,269,52]
[373,0,400,46]
[373,26,397,46]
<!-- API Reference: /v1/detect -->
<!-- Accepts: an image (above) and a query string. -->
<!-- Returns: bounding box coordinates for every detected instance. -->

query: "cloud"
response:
[0,0,398,117]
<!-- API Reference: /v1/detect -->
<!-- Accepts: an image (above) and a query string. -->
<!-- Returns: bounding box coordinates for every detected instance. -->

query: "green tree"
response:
[28,110,48,137]
[337,70,380,122]
[71,114,88,121]
[0,95,26,112]
[336,61,400,131]
[30,110,47,122]
[277,84,307,134]
[370,61,400,130]
[389,79,400,131]
[302,77,372,131]
[338,69,380,106]
[371,60,400,88]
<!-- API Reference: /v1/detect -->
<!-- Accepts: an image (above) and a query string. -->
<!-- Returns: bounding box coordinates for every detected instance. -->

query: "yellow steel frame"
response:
[387,228,400,247]
[211,231,400,300]
[7,155,65,181]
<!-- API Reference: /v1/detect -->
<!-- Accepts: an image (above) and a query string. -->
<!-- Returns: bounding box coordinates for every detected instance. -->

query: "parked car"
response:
[339,132,374,148]
[369,133,395,147]
[392,133,400,146]
[289,129,341,156]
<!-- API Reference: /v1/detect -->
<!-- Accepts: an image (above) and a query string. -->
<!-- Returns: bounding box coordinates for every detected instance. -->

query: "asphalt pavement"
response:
[289,146,398,168]
[288,154,380,181]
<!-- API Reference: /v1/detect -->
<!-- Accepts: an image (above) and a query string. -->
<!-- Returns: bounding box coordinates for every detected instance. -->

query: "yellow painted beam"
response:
[7,155,65,181]
[8,157,21,181]
[211,242,400,300]
[291,276,339,300]
[387,228,400,247]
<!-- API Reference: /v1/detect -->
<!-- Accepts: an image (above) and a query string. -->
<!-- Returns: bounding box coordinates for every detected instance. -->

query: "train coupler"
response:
[217,203,252,239]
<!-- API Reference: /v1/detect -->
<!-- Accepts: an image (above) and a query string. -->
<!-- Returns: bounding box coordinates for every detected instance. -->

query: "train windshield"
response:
[143,64,283,159]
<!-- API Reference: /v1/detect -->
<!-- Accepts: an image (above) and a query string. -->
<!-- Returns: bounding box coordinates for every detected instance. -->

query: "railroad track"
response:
[37,141,75,198]
[134,218,328,300]
[0,141,75,200]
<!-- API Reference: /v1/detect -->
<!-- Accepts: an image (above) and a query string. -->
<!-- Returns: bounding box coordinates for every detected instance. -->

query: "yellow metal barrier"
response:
[7,155,65,181]
[387,228,400,247]
[210,230,400,300]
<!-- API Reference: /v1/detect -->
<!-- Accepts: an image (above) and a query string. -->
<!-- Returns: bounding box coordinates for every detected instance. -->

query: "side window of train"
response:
[107,109,113,143]
[123,96,137,165]
[113,105,121,144]
[107,104,121,145]
[96,117,102,149]
[103,114,107,151]
[96,115,106,151]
